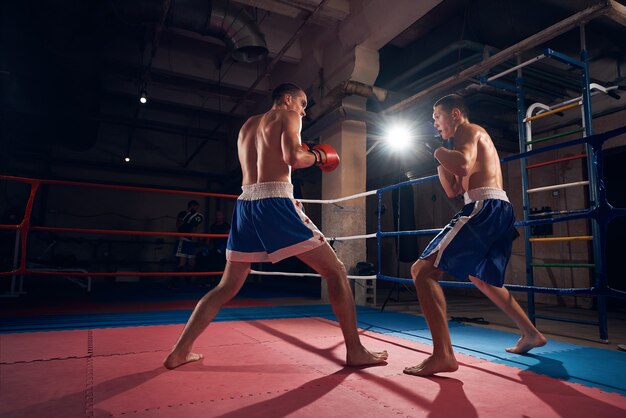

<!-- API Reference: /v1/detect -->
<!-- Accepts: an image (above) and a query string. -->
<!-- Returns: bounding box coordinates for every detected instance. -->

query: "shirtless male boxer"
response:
[164,83,388,369]
[404,94,546,377]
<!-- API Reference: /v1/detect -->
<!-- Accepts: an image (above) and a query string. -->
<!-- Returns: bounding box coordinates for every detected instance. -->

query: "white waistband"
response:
[239,182,294,200]
[463,187,509,204]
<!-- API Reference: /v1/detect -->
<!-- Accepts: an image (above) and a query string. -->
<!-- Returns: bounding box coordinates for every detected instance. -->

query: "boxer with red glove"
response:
[303,143,340,172]
[164,83,388,371]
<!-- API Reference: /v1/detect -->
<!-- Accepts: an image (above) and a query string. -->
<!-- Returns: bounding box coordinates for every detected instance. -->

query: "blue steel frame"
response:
[483,47,610,340]
[375,49,626,342]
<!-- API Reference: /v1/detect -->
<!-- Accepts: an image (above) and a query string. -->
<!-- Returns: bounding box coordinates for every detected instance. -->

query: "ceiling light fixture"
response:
[139,87,148,104]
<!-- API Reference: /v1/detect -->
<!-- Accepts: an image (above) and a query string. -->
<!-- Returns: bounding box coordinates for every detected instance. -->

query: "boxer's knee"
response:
[410,261,420,281]
[411,256,437,283]
[322,258,347,284]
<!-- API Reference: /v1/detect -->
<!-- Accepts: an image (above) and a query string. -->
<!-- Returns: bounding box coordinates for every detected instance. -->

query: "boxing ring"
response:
[2,33,626,416]
[3,127,626,418]
[3,46,626,342]
[1,166,626,417]
[2,127,626,336]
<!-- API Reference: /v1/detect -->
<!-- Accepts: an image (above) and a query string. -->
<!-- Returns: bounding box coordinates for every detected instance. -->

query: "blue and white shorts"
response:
[226,182,326,264]
[420,187,516,287]
[176,237,196,258]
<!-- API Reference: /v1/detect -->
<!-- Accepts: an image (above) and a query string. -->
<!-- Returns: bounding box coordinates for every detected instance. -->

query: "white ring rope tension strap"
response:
[250,270,377,280]
[298,189,378,205]
[526,180,589,194]
[327,233,377,241]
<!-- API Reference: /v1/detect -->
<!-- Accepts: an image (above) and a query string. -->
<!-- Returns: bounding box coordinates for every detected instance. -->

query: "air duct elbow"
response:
[197,0,268,63]
[341,81,389,102]
[120,0,268,63]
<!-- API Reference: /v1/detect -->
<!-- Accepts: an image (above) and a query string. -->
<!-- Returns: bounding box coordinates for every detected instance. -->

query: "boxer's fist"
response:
[309,144,340,172]
[422,138,452,165]
[421,137,445,155]
[184,211,204,227]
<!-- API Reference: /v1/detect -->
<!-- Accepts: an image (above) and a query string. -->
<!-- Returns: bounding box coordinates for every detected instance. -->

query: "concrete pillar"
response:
[318,118,370,305]
[314,45,380,306]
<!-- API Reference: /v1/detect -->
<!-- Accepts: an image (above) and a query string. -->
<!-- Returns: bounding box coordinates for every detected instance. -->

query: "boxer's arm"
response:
[437,165,463,198]
[434,128,478,177]
[281,111,316,169]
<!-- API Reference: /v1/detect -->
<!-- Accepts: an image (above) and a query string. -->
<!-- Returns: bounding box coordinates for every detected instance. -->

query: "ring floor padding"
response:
[1,306,625,417]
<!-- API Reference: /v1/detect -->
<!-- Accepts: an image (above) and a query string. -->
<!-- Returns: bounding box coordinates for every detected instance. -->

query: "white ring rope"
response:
[256,175,430,279]
[327,233,377,241]
[253,175,587,279]
[298,189,378,204]
[254,188,383,280]
[527,180,589,194]
[250,269,376,280]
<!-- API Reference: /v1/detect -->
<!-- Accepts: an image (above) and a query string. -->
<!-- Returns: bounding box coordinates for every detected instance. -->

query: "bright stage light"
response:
[385,124,412,151]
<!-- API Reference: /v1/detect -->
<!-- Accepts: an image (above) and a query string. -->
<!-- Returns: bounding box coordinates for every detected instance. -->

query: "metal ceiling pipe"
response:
[402,53,485,93]
[117,0,268,63]
[386,40,499,90]
[385,1,622,113]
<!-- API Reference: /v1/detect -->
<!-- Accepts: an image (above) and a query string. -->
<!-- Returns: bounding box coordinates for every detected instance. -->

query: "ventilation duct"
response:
[117,0,268,63]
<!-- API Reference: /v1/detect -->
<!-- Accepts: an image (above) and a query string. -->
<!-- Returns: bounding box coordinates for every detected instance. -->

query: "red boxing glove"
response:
[310,144,340,172]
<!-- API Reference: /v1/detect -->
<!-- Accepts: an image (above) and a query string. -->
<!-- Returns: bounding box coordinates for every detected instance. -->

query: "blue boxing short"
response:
[176,237,196,259]
[420,187,516,287]
[226,182,326,263]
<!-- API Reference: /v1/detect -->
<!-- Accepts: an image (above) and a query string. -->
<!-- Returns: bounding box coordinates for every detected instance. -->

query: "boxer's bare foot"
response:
[403,354,458,376]
[346,347,388,367]
[505,333,547,354]
[164,350,203,369]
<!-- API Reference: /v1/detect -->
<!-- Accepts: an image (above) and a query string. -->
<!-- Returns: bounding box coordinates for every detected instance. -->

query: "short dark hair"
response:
[188,200,199,208]
[271,83,303,104]
[434,94,468,118]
